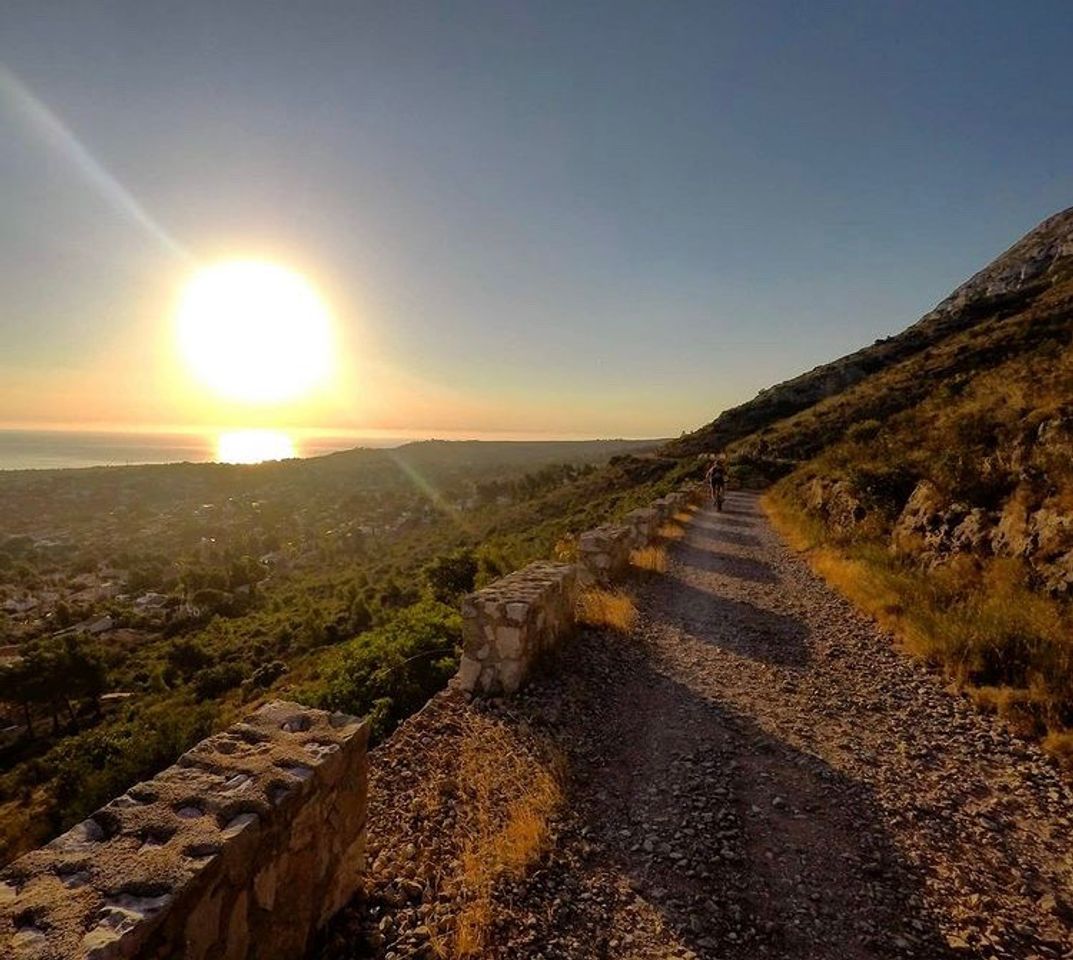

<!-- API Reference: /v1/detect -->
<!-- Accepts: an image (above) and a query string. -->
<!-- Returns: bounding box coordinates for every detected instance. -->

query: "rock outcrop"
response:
[804,477,867,535]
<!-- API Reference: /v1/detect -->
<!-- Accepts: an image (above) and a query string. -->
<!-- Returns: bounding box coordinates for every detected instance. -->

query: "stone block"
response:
[577,524,633,585]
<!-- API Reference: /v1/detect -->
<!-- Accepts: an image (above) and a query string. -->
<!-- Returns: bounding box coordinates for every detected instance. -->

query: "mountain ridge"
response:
[665,206,1073,460]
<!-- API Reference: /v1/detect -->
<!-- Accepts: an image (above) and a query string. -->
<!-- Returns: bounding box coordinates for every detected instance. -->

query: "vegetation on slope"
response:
[765,307,1073,741]
[667,207,1073,463]
[0,440,688,864]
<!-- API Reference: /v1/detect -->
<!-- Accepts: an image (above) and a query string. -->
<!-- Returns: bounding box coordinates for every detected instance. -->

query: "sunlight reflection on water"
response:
[216,429,297,464]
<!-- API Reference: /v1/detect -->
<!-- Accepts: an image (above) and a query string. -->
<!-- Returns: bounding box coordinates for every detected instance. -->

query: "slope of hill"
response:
[667,207,1073,752]
[667,207,1073,462]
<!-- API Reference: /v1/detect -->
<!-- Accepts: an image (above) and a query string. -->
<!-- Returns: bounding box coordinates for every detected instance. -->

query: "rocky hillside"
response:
[666,207,1073,463]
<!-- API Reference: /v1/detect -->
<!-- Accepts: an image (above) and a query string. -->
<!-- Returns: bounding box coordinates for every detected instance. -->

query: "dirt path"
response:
[321,492,1073,960]
[488,493,1073,959]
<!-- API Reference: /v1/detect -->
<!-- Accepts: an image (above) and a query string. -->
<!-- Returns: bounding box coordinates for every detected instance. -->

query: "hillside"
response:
[666,207,1073,463]
[667,206,1073,749]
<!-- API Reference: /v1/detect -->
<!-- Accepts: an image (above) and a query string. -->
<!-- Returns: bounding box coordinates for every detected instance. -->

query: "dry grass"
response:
[453,715,564,957]
[1042,729,1073,761]
[0,793,50,866]
[764,490,1073,755]
[576,587,638,633]
[630,545,668,574]
[673,510,694,524]
[553,535,579,564]
[657,522,685,541]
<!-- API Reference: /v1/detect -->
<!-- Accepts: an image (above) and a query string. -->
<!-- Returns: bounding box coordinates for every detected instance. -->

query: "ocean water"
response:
[0,429,408,471]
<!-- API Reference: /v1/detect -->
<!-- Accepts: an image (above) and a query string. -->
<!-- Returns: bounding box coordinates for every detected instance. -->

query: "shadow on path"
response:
[689,527,763,549]
[507,629,961,960]
[658,579,810,668]
[672,541,778,584]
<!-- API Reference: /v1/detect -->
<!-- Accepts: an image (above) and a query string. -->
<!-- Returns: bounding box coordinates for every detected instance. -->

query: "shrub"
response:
[846,419,882,443]
[424,549,478,604]
[192,663,244,701]
[247,660,287,690]
[306,600,460,740]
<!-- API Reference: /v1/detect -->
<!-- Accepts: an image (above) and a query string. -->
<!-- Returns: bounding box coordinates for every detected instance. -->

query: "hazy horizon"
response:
[0,424,668,471]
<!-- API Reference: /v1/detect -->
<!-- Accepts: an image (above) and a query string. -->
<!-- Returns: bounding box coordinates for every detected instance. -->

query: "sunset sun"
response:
[176,260,334,404]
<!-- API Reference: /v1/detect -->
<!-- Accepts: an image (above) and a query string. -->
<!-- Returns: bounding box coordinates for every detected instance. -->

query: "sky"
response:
[1,1,1072,440]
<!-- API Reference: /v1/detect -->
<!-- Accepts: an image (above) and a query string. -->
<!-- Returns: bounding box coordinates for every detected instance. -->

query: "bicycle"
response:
[711,480,725,512]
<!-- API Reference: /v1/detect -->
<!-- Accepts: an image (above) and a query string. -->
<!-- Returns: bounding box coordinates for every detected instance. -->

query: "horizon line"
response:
[0,421,669,444]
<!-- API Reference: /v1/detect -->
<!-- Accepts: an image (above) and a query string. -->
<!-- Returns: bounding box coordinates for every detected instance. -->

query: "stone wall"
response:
[622,507,662,547]
[456,561,577,695]
[0,701,368,960]
[577,524,634,586]
[456,482,704,696]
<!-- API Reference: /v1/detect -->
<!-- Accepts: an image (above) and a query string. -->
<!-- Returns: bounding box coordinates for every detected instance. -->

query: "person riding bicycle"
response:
[705,454,727,508]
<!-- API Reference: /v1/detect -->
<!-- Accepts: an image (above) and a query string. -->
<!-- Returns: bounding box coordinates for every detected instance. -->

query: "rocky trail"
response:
[321,492,1073,960]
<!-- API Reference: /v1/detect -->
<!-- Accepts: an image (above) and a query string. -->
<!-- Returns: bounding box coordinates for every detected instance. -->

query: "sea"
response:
[0,428,412,471]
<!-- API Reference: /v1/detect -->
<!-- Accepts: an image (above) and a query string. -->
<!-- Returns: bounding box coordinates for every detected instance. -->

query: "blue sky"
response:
[1,1,1072,436]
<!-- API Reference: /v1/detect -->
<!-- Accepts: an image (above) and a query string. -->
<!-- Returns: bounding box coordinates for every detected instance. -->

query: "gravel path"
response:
[320,492,1073,960]
[491,492,1073,959]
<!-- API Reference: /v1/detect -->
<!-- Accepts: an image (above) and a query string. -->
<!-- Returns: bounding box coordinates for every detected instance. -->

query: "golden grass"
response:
[657,522,685,541]
[553,535,579,564]
[764,489,1073,755]
[1042,729,1073,761]
[0,793,50,866]
[630,545,668,574]
[453,716,564,957]
[673,510,695,524]
[576,587,638,633]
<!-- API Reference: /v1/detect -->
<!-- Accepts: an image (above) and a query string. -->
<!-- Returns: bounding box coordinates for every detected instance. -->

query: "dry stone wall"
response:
[456,482,703,696]
[577,524,633,586]
[456,561,577,695]
[0,701,368,960]
[622,507,662,547]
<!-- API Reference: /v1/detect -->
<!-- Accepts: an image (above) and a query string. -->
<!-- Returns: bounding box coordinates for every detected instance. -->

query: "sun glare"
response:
[177,260,334,404]
[216,429,296,464]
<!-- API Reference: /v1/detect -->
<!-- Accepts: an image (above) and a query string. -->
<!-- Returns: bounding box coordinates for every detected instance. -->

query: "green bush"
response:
[192,663,244,701]
[304,600,460,740]
[424,549,478,603]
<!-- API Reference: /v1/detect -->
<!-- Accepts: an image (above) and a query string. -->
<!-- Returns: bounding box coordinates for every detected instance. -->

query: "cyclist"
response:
[705,455,727,510]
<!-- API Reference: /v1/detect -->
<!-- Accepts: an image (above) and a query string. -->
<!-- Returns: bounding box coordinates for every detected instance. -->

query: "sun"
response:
[176,260,334,404]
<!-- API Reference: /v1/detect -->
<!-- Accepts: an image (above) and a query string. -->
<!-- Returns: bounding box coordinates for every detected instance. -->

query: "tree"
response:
[0,660,35,738]
[424,549,478,604]
[63,637,108,719]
